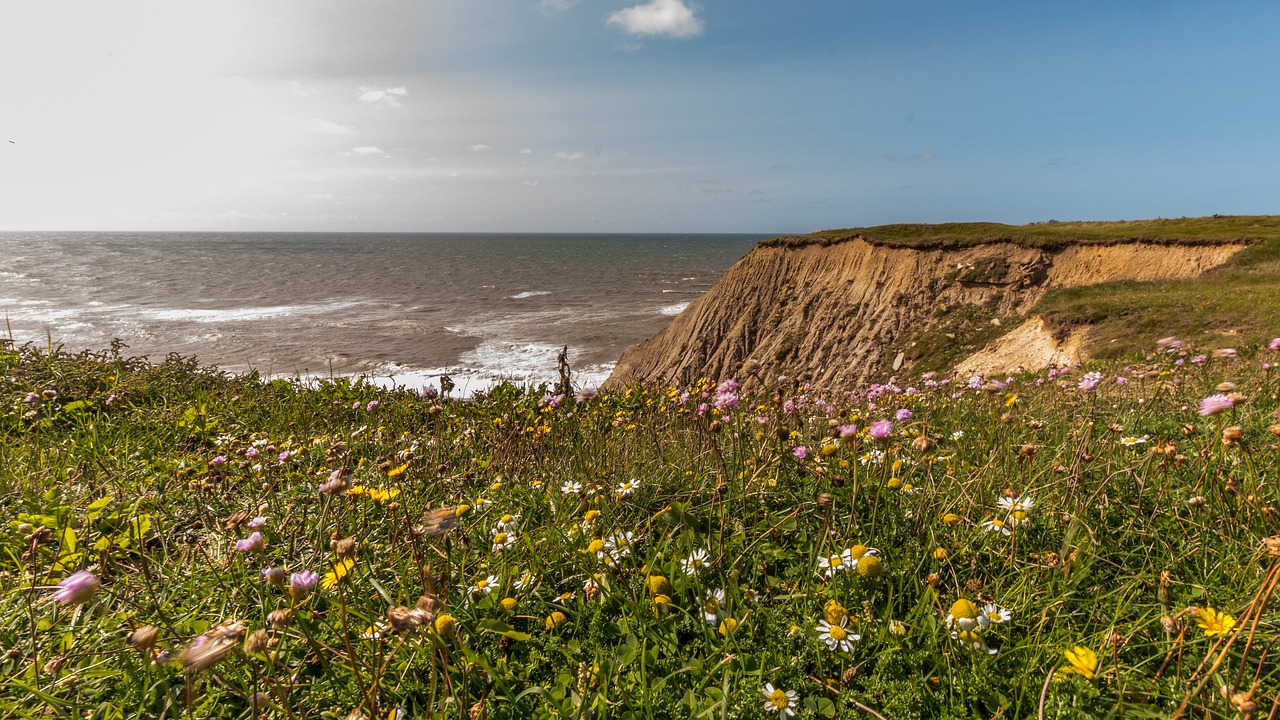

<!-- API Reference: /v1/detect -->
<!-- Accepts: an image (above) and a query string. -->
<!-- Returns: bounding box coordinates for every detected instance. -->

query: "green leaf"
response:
[476,618,531,642]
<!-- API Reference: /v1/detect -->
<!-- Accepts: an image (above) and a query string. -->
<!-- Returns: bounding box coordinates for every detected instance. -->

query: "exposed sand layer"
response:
[605,238,1245,389]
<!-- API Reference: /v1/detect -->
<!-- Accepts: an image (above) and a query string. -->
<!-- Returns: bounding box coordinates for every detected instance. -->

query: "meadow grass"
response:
[4,338,1280,719]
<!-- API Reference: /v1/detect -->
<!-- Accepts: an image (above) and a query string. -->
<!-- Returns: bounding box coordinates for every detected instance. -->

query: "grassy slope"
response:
[4,343,1280,719]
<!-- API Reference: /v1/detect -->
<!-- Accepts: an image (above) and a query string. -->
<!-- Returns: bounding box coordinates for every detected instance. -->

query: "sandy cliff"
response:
[605,235,1246,389]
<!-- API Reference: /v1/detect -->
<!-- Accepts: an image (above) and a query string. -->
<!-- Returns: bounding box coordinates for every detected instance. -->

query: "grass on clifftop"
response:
[1035,229,1280,358]
[5,338,1280,719]
[765,214,1280,250]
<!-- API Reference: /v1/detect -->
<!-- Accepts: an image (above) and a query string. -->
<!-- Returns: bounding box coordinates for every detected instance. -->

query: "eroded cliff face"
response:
[605,237,1245,390]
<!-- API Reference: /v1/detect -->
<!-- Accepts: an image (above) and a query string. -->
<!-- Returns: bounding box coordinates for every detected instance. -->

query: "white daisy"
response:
[470,574,498,597]
[817,616,860,652]
[981,603,1012,624]
[615,478,641,496]
[981,517,1012,536]
[702,588,725,625]
[761,683,798,718]
[513,572,536,591]
[817,548,853,578]
[681,548,710,575]
[490,528,516,553]
[560,480,583,494]
[602,532,635,566]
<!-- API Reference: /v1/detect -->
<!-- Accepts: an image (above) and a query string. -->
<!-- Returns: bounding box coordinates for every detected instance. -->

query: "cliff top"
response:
[762,214,1280,250]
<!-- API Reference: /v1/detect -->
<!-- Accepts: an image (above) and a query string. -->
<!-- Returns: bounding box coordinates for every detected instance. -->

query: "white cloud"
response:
[304,119,355,135]
[607,0,703,39]
[554,151,586,160]
[351,146,384,155]
[518,148,533,155]
[357,86,408,106]
[522,180,539,186]
[471,144,493,152]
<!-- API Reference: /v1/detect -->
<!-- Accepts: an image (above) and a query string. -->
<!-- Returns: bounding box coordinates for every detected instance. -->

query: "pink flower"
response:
[869,420,893,439]
[1270,337,1280,351]
[289,571,319,601]
[246,516,268,529]
[366,400,379,412]
[235,531,265,553]
[792,445,810,459]
[55,570,101,606]
[210,455,228,466]
[837,424,858,439]
[895,408,912,422]
[1077,372,1104,392]
[277,450,292,463]
[245,447,259,458]
[1191,355,1207,366]
[1213,348,1237,360]
[1198,394,1234,416]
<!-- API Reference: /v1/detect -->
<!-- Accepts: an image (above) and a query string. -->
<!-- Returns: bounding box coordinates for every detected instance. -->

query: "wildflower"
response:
[491,528,516,553]
[513,572,536,591]
[1199,394,1235,416]
[823,599,848,624]
[856,554,884,579]
[647,575,672,596]
[869,420,893,439]
[1213,348,1237,360]
[1195,607,1236,637]
[718,617,738,635]
[470,575,498,597]
[575,388,597,403]
[761,683,798,718]
[1061,646,1098,679]
[210,455,228,466]
[792,445,810,459]
[997,496,1034,527]
[817,615,860,652]
[434,613,456,636]
[951,429,965,440]
[837,424,858,439]
[702,588,725,624]
[981,517,1011,536]
[54,569,101,606]
[888,619,907,637]
[982,603,1012,624]
[560,480,583,494]
[1077,371,1104,392]
[817,548,853,577]
[181,621,245,671]
[321,558,356,590]
[496,513,520,532]
[545,611,568,630]
[615,478,640,496]
[235,531,265,553]
[602,532,635,565]
[681,548,710,575]
[1120,436,1147,447]
[246,516,268,529]
[942,512,962,526]
[500,597,518,612]
[946,599,996,655]
[1271,338,1280,351]
[366,400,379,412]
[126,625,160,651]
[895,408,912,422]
[289,571,319,601]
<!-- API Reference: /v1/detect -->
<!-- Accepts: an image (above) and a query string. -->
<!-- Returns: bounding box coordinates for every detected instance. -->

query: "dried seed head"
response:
[911,435,934,453]
[1158,570,1173,606]
[816,492,833,509]
[334,537,359,559]
[126,625,160,651]
[243,629,270,655]
[1264,536,1280,559]
[267,609,293,629]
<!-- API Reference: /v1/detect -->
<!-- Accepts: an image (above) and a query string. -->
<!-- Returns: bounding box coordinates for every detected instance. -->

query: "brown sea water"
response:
[0,232,764,394]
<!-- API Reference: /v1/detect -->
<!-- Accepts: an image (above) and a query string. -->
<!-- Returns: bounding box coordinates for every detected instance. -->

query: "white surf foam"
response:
[509,291,552,299]
[138,301,361,323]
[659,302,690,316]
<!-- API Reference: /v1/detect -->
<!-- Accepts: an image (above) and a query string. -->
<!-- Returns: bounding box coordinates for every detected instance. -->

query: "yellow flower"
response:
[942,512,961,526]
[647,575,672,596]
[856,555,884,579]
[321,558,356,590]
[500,597,518,612]
[455,504,472,516]
[545,611,567,630]
[718,617,738,636]
[433,613,456,636]
[823,599,848,624]
[346,485,367,496]
[933,548,949,562]
[1195,607,1237,637]
[386,463,409,477]
[1061,646,1098,679]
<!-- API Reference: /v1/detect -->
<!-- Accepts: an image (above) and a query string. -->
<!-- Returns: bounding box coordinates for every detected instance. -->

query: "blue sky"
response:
[2,0,1278,233]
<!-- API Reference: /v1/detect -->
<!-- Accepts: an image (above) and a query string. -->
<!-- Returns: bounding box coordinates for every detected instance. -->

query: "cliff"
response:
[605,219,1269,390]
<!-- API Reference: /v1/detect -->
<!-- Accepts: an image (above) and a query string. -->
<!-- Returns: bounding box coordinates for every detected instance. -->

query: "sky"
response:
[2,0,1279,233]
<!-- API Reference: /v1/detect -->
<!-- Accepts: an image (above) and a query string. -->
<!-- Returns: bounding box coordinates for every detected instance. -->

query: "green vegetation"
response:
[763,215,1280,250]
[4,338,1280,718]
[1035,225,1280,358]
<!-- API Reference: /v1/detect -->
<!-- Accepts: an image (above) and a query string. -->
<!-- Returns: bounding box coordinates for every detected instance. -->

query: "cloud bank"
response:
[607,0,703,39]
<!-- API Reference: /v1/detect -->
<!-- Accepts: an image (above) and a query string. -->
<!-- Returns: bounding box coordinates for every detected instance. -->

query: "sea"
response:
[0,232,766,396]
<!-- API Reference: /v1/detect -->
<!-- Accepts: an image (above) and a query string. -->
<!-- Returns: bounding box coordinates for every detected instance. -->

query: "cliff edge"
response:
[605,218,1272,390]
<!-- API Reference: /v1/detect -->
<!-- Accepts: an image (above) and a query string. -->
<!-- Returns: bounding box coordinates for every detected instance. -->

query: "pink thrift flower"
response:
[895,408,912,422]
[246,516,268,529]
[277,450,292,463]
[55,569,101,606]
[210,455,228,466]
[289,571,320,601]
[245,447,259,458]
[837,424,858,439]
[366,400,379,412]
[1270,337,1280,351]
[869,420,893,439]
[1077,372,1104,392]
[235,531,265,553]
[792,445,810,459]
[1191,355,1207,366]
[1198,394,1234,416]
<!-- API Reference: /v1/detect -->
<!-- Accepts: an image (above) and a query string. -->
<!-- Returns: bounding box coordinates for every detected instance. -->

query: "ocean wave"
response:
[509,290,552,299]
[659,302,690,316]
[137,301,361,323]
